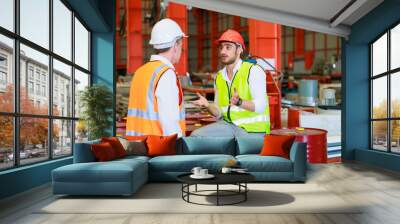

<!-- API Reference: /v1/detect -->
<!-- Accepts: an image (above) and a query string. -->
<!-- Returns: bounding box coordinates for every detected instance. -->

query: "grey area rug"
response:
[37,183,362,214]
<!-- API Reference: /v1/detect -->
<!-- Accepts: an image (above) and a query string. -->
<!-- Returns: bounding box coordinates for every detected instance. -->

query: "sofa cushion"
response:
[73,139,100,163]
[115,155,150,164]
[119,138,148,156]
[148,154,235,172]
[236,137,264,155]
[260,135,296,159]
[52,159,147,183]
[147,134,178,157]
[101,137,127,158]
[236,155,293,172]
[177,137,236,155]
[124,135,148,141]
[91,142,118,161]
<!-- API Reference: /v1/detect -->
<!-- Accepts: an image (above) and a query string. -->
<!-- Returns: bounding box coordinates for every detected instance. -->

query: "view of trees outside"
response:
[372,100,400,152]
[372,87,400,153]
[0,86,64,168]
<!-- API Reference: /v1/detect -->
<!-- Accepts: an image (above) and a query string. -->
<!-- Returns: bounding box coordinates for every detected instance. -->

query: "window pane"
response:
[53,59,72,117]
[391,72,400,118]
[0,0,14,31]
[53,119,72,158]
[20,117,49,165]
[0,116,14,170]
[372,76,387,119]
[391,120,400,153]
[74,18,89,70]
[0,35,14,112]
[372,33,387,76]
[74,69,89,118]
[53,0,72,60]
[372,121,388,151]
[20,0,49,49]
[75,120,88,143]
[391,24,400,70]
[20,44,49,115]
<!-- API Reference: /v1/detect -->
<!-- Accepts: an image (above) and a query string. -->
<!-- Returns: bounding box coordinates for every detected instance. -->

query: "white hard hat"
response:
[149,18,187,49]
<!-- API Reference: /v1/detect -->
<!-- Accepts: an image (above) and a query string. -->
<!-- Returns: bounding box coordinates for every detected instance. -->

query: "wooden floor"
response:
[1,162,400,224]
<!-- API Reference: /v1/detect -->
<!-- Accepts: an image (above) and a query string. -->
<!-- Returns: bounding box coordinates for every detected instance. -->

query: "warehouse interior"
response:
[114,0,345,162]
[1,0,400,223]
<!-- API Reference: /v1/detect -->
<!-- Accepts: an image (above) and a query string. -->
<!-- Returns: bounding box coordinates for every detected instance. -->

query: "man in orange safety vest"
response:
[126,18,187,137]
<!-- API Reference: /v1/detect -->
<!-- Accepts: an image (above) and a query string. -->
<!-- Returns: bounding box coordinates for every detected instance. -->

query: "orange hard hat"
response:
[216,29,245,50]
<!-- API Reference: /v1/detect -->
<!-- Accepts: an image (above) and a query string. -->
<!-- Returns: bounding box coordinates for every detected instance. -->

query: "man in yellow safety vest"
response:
[192,29,270,137]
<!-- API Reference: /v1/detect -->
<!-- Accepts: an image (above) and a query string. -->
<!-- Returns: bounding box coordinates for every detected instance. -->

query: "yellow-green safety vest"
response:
[215,61,270,134]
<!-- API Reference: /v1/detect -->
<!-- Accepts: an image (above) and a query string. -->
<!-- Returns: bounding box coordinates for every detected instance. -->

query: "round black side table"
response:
[177,172,255,206]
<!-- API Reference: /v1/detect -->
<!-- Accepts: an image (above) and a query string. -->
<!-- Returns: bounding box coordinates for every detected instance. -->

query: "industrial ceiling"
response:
[169,0,384,38]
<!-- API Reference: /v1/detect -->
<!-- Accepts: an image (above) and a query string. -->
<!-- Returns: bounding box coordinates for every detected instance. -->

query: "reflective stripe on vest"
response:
[126,61,186,136]
[221,105,247,113]
[232,114,270,126]
[215,61,270,134]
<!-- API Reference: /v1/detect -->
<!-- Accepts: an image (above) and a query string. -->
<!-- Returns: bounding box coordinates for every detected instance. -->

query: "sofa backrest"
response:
[236,137,264,155]
[177,137,236,155]
[73,139,100,163]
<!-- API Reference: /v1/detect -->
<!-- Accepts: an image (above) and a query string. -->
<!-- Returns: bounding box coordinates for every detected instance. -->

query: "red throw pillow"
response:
[91,142,117,161]
[101,137,126,158]
[124,135,148,141]
[260,135,296,159]
[146,134,178,157]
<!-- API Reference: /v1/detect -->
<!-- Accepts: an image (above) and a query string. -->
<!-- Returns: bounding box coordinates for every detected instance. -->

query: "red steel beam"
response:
[167,2,188,76]
[210,11,218,71]
[248,20,281,71]
[116,0,121,68]
[294,28,305,57]
[248,19,282,129]
[126,0,142,74]
[233,16,241,30]
[194,8,204,71]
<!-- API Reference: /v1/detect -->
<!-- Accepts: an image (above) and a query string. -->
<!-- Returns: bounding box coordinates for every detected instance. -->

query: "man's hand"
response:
[192,92,209,108]
[230,88,240,106]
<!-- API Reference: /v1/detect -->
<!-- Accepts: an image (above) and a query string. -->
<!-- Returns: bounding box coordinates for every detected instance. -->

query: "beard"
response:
[220,54,238,65]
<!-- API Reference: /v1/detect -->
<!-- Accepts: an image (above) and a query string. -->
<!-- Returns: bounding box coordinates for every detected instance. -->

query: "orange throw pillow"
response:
[91,142,117,161]
[146,134,178,157]
[260,135,296,159]
[101,137,127,158]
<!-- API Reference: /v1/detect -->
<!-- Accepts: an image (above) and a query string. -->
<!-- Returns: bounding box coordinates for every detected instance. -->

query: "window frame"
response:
[370,20,400,154]
[0,0,92,171]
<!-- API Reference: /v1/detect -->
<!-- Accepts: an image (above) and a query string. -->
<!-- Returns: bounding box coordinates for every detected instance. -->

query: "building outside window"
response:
[0,55,7,67]
[42,85,46,97]
[28,66,34,80]
[36,83,40,95]
[28,81,34,94]
[0,0,91,170]
[41,73,46,83]
[0,54,7,88]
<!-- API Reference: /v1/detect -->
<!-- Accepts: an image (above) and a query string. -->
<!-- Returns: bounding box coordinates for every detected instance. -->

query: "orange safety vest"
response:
[126,60,186,136]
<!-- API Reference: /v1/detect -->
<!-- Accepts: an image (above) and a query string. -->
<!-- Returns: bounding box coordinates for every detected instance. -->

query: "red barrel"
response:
[294,128,327,163]
[270,128,327,163]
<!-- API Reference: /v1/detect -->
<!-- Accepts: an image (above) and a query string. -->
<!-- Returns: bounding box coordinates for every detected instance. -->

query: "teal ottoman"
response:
[52,156,148,196]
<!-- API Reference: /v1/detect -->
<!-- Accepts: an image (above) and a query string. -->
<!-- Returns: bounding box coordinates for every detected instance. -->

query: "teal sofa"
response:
[52,137,307,196]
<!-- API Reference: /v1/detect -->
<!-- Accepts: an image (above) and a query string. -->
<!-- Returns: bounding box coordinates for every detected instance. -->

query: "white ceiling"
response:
[169,0,384,38]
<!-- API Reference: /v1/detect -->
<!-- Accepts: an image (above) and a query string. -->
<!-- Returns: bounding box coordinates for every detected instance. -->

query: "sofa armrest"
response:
[73,141,99,163]
[289,142,307,181]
